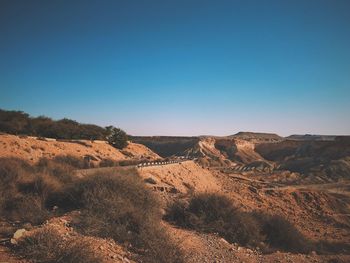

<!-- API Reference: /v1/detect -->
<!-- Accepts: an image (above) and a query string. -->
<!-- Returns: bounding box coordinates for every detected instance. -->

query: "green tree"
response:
[106,126,128,149]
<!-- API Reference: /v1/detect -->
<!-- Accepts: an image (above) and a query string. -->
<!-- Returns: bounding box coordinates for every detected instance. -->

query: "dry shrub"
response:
[0,158,31,189]
[36,157,76,184]
[99,158,120,167]
[17,228,103,263]
[0,158,47,224]
[55,172,184,263]
[51,155,88,169]
[3,195,49,225]
[165,193,264,247]
[0,157,74,224]
[256,214,313,253]
[315,240,350,255]
[166,193,350,254]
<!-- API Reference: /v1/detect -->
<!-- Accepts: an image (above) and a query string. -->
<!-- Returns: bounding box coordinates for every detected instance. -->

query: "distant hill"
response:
[229,132,283,141]
[286,134,337,141]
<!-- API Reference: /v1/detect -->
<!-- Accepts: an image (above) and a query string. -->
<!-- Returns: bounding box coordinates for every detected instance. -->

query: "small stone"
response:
[13,229,26,240]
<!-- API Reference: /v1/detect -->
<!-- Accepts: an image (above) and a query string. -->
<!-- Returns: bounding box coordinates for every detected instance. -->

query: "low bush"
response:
[165,193,341,254]
[17,228,103,263]
[0,158,44,224]
[35,158,75,184]
[255,213,313,253]
[51,155,88,169]
[0,157,184,262]
[315,240,350,255]
[99,158,120,167]
[0,157,74,224]
[165,193,264,247]
[53,172,184,263]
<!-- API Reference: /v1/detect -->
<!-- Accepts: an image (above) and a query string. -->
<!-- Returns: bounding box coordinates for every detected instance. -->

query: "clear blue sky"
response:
[1,0,349,136]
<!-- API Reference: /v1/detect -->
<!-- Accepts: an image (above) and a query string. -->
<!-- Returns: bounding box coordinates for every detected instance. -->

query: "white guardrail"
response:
[136,157,192,168]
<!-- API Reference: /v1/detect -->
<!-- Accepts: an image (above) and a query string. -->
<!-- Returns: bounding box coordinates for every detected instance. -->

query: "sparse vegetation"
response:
[1,130,350,262]
[0,157,184,262]
[0,157,75,224]
[255,213,313,253]
[99,158,120,167]
[165,193,264,247]
[165,193,350,254]
[17,228,103,263]
[0,158,44,224]
[53,172,184,263]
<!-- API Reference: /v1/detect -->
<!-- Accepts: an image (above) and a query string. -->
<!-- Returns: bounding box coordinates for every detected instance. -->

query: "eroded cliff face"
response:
[132,134,350,182]
[131,135,271,165]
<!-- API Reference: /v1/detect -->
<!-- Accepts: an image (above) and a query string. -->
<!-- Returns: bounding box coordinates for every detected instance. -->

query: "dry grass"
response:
[50,172,184,263]
[166,193,350,254]
[165,193,349,254]
[0,157,78,224]
[0,157,184,262]
[165,193,264,247]
[17,228,103,263]
[0,158,48,224]
[255,213,313,253]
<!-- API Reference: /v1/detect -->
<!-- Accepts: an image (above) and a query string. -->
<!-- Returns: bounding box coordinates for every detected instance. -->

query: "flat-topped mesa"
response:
[229,131,283,142]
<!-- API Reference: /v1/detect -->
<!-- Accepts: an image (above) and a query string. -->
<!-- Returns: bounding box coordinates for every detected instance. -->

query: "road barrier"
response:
[136,157,192,168]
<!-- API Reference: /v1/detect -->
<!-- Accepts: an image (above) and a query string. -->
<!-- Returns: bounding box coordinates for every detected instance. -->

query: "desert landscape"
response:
[0,109,349,263]
[2,1,350,262]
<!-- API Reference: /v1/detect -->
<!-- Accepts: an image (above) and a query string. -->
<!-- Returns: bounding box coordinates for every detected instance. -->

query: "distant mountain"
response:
[286,134,337,141]
[229,132,283,141]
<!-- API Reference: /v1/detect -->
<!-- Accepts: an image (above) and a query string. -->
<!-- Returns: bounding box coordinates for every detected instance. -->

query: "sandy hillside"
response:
[0,134,160,163]
[140,163,350,262]
[138,160,220,194]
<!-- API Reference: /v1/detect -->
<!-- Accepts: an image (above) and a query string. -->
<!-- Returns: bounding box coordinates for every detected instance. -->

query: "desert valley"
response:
[0,110,349,263]
[1,2,350,262]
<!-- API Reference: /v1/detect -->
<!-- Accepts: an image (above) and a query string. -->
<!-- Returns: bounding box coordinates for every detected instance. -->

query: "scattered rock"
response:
[13,228,26,240]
